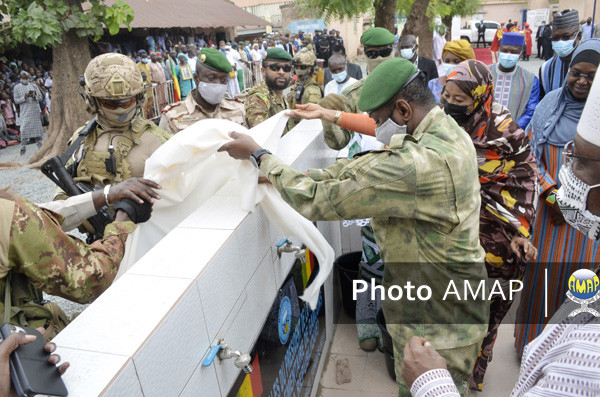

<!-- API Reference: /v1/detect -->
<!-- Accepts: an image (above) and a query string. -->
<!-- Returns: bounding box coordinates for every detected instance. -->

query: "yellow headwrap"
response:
[442,39,476,61]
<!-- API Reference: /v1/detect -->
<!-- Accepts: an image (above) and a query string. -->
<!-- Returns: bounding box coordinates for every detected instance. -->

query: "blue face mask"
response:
[498,52,520,69]
[400,46,415,60]
[442,63,456,77]
[332,69,348,83]
[552,39,575,58]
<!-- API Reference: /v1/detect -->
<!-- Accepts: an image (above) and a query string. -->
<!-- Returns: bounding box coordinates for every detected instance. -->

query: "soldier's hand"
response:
[402,336,447,388]
[218,131,262,160]
[109,178,162,205]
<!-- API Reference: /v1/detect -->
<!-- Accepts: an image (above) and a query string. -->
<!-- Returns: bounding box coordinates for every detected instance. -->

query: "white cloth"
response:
[227,49,244,70]
[494,69,515,110]
[577,74,600,146]
[39,192,96,232]
[324,77,357,96]
[12,82,43,140]
[433,31,447,78]
[250,49,262,61]
[122,112,334,309]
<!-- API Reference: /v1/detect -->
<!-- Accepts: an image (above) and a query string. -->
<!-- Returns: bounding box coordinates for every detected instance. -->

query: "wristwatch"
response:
[250,148,271,168]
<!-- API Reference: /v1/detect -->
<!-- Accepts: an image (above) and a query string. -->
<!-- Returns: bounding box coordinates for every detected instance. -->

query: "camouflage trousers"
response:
[389,323,481,396]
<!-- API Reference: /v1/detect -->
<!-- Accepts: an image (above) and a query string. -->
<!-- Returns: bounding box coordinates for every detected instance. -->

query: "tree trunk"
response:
[442,15,453,40]
[28,30,91,168]
[373,0,397,33]
[403,0,433,58]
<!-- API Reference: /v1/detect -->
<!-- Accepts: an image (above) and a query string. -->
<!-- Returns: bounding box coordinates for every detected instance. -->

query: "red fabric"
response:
[490,28,502,52]
[525,28,533,56]
[339,112,376,136]
[473,48,493,65]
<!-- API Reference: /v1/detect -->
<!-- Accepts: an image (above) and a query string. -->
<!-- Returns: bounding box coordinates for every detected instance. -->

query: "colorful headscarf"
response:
[442,39,476,62]
[446,60,495,139]
[446,59,537,240]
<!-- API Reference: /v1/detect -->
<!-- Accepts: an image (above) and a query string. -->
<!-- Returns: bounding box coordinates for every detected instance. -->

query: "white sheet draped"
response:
[120,112,334,309]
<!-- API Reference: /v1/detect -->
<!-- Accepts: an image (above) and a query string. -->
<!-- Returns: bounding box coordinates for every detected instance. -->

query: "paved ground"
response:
[319,295,523,397]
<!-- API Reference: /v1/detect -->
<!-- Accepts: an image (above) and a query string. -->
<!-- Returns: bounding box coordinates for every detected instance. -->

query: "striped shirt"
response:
[514,143,600,356]
[411,301,600,396]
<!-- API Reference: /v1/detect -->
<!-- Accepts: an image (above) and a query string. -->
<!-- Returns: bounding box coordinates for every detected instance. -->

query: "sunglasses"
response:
[294,65,310,70]
[267,64,292,72]
[97,97,137,110]
[364,47,393,59]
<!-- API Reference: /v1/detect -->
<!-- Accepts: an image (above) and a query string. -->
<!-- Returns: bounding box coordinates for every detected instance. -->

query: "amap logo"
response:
[566,269,600,317]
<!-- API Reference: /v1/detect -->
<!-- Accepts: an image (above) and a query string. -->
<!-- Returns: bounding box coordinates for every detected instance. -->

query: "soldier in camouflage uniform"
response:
[220,58,488,396]
[325,27,396,156]
[245,48,293,134]
[159,48,246,134]
[1,178,159,341]
[287,49,323,131]
[64,53,171,190]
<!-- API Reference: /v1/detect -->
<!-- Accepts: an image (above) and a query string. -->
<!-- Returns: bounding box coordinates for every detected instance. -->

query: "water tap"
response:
[202,340,253,374]
[276,238,306,260]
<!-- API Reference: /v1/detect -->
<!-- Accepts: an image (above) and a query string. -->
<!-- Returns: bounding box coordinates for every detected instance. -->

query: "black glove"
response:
[113,198,153,224]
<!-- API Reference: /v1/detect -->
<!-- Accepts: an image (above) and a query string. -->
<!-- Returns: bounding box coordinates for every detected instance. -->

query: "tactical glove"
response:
[113,198,153,224]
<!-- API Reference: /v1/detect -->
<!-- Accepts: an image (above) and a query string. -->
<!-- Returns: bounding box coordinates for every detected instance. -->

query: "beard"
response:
[265,73,291,90]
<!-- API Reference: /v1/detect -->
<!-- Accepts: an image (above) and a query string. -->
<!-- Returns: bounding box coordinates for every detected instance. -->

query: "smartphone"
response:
[0,323,68,397]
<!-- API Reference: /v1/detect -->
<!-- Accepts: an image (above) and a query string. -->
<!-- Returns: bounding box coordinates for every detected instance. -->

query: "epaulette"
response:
[161,101,182,113]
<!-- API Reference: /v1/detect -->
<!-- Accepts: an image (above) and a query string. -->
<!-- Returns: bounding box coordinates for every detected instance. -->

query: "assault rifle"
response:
[41,118,113,243]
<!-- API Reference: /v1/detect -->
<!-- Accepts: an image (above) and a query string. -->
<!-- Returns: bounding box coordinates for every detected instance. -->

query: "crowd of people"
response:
[1,6,600,397]
[0,60,51,152]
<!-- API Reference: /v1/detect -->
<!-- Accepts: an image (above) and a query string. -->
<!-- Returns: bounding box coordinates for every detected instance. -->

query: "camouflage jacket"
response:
[159,93,246,134]
[245,82,290,134]
[260,106,488,350]
[0,191,135,329]
[287,76,323,131]
[323,78,365,152]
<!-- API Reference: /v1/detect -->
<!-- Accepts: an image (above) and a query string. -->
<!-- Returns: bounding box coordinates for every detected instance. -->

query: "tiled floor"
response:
[318,307,522,397]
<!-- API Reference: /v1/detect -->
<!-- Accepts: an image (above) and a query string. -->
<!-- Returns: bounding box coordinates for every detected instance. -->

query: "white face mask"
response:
[442,63,456,77]
[375,116,406,146]
[400,46,416,60]
[198,82,228,105]
[556,157,600,240]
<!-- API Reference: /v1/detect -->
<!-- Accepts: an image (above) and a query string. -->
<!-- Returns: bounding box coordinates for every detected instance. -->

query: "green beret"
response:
[358,58,418,112]
[360,27,396,47]
[265,48,293,62]
[198,48,232,73]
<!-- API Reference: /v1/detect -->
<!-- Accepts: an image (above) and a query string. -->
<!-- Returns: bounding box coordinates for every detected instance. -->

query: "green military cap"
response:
[358,58,418,112]
[360,27,396,47]
[198,48,233,73]
[265,48,293,62]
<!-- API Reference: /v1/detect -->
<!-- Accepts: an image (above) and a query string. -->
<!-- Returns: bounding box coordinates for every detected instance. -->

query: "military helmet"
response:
[84,53,144,99]
[293,48,317,67]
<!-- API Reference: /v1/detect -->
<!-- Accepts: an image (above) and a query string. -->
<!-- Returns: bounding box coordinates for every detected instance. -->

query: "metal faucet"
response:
[219,341,253,374]
[202,340,253,374]
[276,238,306,260]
